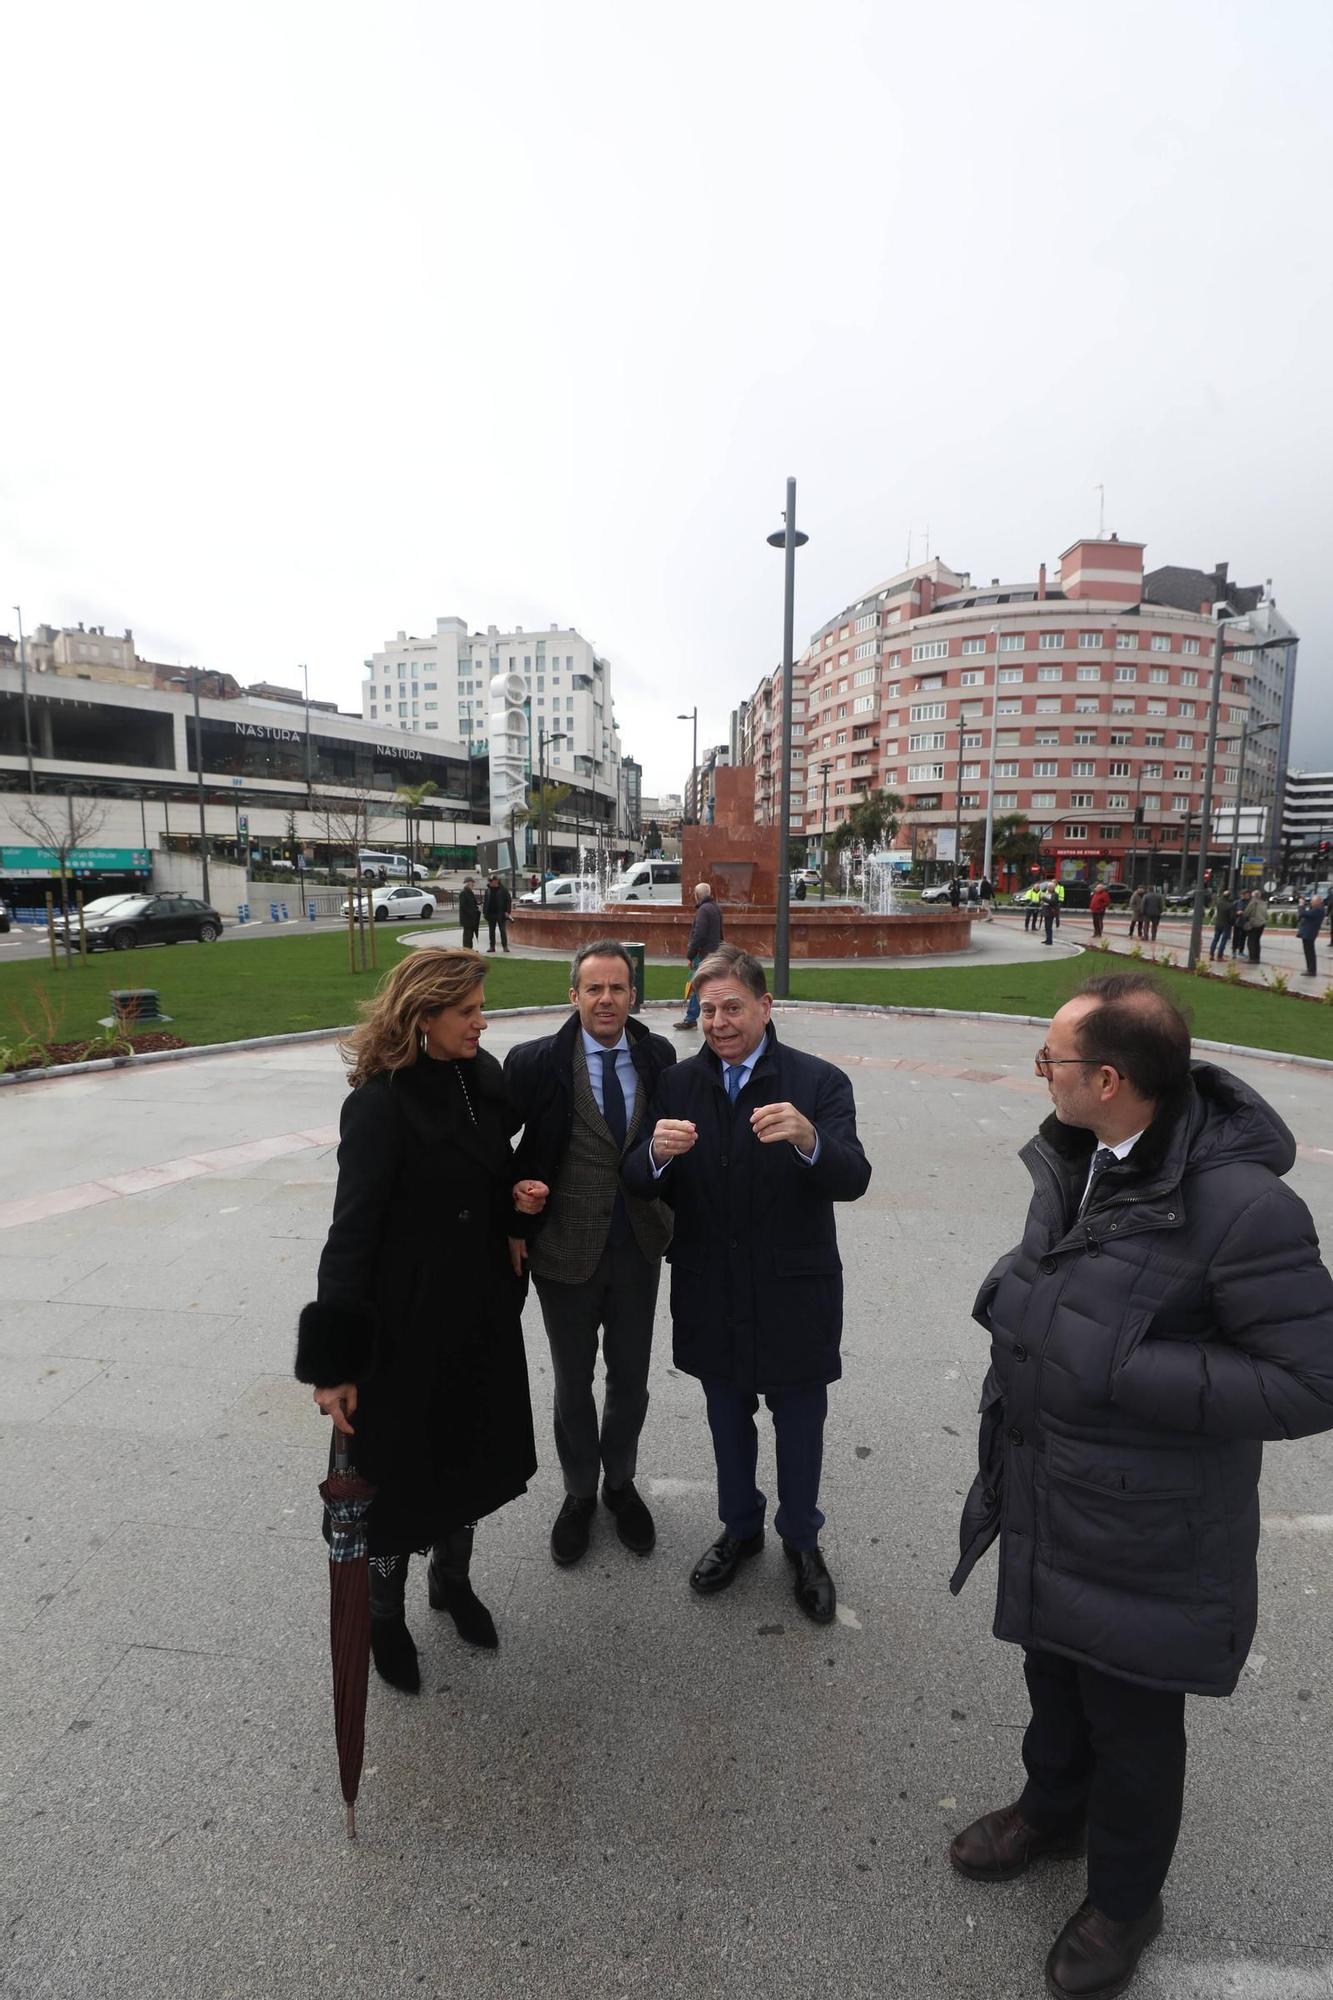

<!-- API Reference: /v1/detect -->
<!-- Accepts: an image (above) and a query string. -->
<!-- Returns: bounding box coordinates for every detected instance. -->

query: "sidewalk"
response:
[1040,909,1333,997]
[2,1008,1330,1999]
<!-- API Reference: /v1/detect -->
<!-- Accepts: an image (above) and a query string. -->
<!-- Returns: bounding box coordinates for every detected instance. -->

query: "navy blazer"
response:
[623,1023,870,1393]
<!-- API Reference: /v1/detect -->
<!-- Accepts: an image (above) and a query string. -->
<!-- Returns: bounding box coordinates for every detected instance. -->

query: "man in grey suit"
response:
[505,941,677,1565]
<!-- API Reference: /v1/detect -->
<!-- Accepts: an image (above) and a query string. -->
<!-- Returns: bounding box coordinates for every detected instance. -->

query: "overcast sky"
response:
[5,0,1331,794]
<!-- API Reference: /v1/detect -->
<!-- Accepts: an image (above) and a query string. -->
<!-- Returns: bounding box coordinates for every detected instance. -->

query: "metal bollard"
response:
[308,900,317,922]
[270,902,280,922]
[280,902,289,922]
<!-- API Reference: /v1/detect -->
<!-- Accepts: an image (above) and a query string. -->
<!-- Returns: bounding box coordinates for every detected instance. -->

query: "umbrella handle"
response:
[334,1432,350,1477]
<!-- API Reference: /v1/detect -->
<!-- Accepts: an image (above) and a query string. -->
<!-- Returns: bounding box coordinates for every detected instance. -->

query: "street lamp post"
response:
[1226,716,1280,895]
[13,605,34,795]
[677,708,698,823]
[981,625,1002,885]
[951,710,965,886]
[300,663,312,797]
[819,759,831,901]
[1188,626,1292,969]
[767,477,809,999]
[537,725,569,904]
[177,670,211,905]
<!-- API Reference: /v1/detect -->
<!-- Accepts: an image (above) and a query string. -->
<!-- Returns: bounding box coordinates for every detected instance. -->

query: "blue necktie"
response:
[1082,1145,1117,1211]
[600,1048,627,1149]
[725,1063,742,1104]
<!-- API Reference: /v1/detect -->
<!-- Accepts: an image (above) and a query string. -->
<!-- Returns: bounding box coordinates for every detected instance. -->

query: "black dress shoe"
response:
[551,1494,596,1566]
[1045,1896,1163,1998]
[672,1020,698,1031]
[428,1569,499,1649]
[689,1529,764,1595]
[783,1540,836,1624]
[602,1480,655,1554]
[949,1802,1086,1881]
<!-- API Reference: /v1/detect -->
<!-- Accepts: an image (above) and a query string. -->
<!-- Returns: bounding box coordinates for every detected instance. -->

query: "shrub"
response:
[1264,969,1291,996]
[1223,959,1244,985]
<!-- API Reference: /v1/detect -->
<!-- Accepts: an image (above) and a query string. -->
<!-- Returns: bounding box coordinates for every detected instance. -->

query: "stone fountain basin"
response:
[507,902,972,960]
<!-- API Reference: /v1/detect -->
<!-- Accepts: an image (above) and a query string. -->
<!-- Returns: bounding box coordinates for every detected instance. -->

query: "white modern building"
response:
[361,616,632,837]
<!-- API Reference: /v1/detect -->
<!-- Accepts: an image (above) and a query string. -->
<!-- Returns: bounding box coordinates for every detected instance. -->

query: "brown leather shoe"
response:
[949,1802,1085,1881]
[1045,1896,1163,1997]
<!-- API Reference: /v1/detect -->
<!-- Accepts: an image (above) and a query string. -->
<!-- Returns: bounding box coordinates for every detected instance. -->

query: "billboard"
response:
[1,846,152,878]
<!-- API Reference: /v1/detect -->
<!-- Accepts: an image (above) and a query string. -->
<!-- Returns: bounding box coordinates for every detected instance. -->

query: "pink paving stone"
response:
[0,1183,120,1231]
[96,1159,212,1197]
[188,1132,323,1171]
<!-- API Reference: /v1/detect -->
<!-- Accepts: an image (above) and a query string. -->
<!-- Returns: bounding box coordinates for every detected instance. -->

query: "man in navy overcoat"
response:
[623,949,870,1622]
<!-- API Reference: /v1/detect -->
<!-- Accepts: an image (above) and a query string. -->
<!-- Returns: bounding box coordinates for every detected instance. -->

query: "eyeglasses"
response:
[1035,1045,1098,1079]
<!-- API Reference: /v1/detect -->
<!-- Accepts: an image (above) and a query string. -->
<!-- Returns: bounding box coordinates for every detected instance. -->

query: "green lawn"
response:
[1,929,1329,1061]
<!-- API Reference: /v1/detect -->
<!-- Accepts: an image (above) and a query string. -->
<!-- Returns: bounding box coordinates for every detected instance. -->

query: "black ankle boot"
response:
[369,1555,420,1693]
[428,1529,498,1650]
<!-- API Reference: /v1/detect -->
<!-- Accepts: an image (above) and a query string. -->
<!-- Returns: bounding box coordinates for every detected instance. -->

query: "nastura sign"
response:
[230,720,422,760]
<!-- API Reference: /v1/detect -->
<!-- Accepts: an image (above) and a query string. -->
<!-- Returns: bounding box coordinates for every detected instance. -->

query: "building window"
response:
[1036,697,1062,715]
[1075,665,1099,682]
[424,722,439,731]
[995,761,1019,779]
[1180,669,1198,687]
[1070,794,1094,810]
[963,732,983,749]
[998,699,1022,715]
[998,633,1024,652]
[918,675,943,691]
[369,704,377,718]
[1038,632,1064,650]
[1034,666,1059,681]
[1072,760,1096,777]
[1182,638,1200,655]
[1173,764,1192,780]
[852,694,875,713]
[1144,731,1164,747]
[852,665,877,686]
[1115,633,1136,651]
[911,641,949,662]
[998,668,1024,684]
[961,764,980,781]
[909,763,946,782]
[1106,798,1129,813]
[424,701,438,711]
[910,732,948,752]
[1112,697,1134,714]
[961,638,987,655]
[1143,794,1161,812]
[994,793,1018,809]
[1078,632,1104,648]
[1035,729,1059,745]
[1031,792,1056,810]
[1146,700,1167,716]
[1233,649,1254,664]
[1148,667,1169,684]
[960,793,980,809]
[1173,794,1191,811]
[854,641,878,661]
[855,611,879,632]
[960,670,984,686]
[1114,665,1137,682]
[1074,698,1099,714]
[1149,635,1170,653]
[910,701,947,722]
[1108,760,1131,776]
[1144,763,1163,779]
[423,681,437,691]
[1177,733,1194,750]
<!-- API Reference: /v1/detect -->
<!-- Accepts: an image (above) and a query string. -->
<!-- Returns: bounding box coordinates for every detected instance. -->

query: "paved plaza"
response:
[1,1006,1331,2000]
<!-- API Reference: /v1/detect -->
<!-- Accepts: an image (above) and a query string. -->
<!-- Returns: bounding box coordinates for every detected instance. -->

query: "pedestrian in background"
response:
[1040,883,1059,946]
[949,972,1333,1999]
[626,949,870,1624]
[1209,886,1235,961]
[1297,891,1325,978]
[1126,885,1144,940]
[978,874,994,921]
[674,881,724,1032]
[1242,888,1269,964]
[483,873,512,954]
[505,940,676,1566]
[1089,882,1110,939]
[1231,890,1251,959]
[459,876,481,951]
[1140,885,1163,943]
[296,949,546,1690]
[948,875,962,910]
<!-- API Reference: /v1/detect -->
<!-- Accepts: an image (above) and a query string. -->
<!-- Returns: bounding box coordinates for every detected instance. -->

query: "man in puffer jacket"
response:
[949,971,1333,2000]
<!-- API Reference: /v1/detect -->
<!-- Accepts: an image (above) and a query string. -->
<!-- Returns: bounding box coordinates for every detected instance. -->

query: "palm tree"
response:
[963,810,1040,885]
[394,781,440,874]
[831,787,903,853]
[520,781,572,877]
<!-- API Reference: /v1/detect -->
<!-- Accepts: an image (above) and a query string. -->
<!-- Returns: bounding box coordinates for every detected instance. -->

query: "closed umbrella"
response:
[318,1432,377,1837]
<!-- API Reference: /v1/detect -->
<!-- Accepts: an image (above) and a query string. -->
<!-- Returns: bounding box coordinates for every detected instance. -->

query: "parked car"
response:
[1061,880,1132,910]
[340,885,436,923]
[354,850,427,882]
[0,894,11,934]
[920,882,957,904]
[608,859,683,902]
[516,876,594,907]
[62,893,223,952]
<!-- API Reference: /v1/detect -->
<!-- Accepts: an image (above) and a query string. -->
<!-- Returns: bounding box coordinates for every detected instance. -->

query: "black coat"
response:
[482,882,512,919]
[504,1010,676,1239]
[951,1063,1333,1696]
[295,1050,537,1554]
[459,886,481,929]
[685,896,724,960]
[622,1025,871,1392]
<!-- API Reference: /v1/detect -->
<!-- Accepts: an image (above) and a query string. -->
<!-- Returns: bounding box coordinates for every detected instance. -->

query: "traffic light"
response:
[1133,806,1145,826]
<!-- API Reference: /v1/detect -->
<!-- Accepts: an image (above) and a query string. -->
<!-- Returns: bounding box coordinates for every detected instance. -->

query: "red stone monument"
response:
[681,766,781,905]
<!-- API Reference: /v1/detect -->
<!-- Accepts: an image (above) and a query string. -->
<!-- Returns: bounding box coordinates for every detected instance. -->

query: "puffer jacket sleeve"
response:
[799,1062,872,1202]
[1110,1184,1333,1440]
[294,1081,401,1386]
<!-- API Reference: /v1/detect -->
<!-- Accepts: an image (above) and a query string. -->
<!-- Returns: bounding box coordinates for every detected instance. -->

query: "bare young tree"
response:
[7,792,109,937]
[311,788,393,872]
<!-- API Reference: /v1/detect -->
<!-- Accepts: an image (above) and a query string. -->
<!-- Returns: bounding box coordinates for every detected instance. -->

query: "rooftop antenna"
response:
[924,522,931,561]
[1095,483,1106,537]
[905,527,913,568]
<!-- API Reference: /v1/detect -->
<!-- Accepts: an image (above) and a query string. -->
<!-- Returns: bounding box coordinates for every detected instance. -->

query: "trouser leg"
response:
[1210,923,1228,957]
[487,920,498,949]
[1092,913,1103,937]
[1303,936,1317,975]
[702,1378,765,1539]
[369,1553,410,1621]
[499,918,509,950]
[683,954,702,1023]
[535,1265,607,1497]
[431,1525,473,1584]
[1078,1662,1187,1920]
[1017,1647,1094,1834]
[597,1241,660,1488]
[766,1383,828,1550]
[1247,929,1261,962]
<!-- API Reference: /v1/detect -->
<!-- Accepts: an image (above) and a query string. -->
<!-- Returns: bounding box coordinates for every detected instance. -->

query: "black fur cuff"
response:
[295,1300,372,1385]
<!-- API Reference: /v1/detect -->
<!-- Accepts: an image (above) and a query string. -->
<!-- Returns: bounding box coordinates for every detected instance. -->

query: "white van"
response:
[356,850,426,882]
[609,859,683,902]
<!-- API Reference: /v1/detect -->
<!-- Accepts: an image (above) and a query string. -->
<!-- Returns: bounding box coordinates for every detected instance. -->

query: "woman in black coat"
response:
[296,949,547,1692]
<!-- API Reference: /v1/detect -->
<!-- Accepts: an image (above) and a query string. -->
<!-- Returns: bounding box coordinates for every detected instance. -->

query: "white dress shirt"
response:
[1079,1128,1144,1211]
[651,1035,820,1172]
[580,1027,637,1124]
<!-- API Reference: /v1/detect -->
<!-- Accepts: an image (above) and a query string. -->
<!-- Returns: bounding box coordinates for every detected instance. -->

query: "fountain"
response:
[509,771,971,962]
